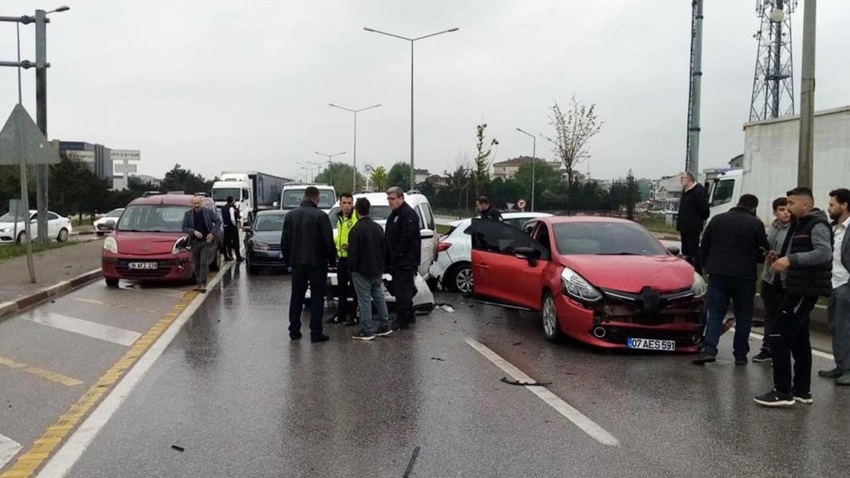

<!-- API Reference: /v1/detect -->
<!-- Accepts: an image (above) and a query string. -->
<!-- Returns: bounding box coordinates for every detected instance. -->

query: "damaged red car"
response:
[470,216,706,352]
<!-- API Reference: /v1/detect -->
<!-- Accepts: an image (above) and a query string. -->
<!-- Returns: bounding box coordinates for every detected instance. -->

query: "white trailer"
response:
[707,105,850,224]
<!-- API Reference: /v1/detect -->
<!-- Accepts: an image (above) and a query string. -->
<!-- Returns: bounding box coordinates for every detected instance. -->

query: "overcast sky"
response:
[2,0,849,182]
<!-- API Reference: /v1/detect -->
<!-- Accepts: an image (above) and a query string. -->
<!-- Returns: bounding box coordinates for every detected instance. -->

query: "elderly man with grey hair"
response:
[384,186,421,330]
[676,171,710,274]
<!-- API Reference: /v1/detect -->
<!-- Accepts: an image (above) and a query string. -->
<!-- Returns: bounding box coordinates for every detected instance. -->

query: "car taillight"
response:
[437,242,452,252]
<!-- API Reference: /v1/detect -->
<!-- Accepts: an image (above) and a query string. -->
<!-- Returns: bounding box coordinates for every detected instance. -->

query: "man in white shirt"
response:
[819,188,850,385]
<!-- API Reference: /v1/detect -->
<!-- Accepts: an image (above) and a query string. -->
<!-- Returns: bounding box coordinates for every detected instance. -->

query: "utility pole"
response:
[798,0,816,188]
[35,9,49,244]
[685,0,704,176]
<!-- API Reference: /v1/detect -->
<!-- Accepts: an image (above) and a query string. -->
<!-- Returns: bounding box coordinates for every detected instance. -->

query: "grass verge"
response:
[436,224,451,235]
[0,240,81,262]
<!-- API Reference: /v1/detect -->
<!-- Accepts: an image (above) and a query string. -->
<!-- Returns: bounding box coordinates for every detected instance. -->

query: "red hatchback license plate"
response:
[627,338,675,351]
[128,262,158,270]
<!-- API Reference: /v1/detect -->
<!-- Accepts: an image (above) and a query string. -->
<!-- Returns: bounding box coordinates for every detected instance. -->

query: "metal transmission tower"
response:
[750,0,797,122]
[685,0,704,175]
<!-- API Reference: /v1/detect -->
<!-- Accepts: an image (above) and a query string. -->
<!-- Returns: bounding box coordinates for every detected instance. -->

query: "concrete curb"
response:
[0,268,102,322]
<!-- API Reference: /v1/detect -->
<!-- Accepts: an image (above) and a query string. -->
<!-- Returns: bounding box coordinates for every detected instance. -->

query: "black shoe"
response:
[818,368,844,379]
[236,257,245,263]
[352,331,375,341]
[311,334,330,343]
[344,318,359,327]
[735,358,748,366]
[375,327,393,337]
[754,390,795,407]
[692,353,716,365]
[290,333,302,340]
[793,392,814,404]
[326,314,341,324]
[752,351,772,363]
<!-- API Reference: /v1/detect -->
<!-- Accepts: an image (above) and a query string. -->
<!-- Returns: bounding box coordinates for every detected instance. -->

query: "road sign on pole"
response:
[0,104,60,165]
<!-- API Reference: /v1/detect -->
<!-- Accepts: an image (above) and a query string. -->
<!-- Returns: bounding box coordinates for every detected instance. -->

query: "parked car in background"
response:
[430,212,552,293]
[0,210,72,244]
[93,208,124,236]
[101,194,221,287]
[470,216,706,352]
[244,210,288,274]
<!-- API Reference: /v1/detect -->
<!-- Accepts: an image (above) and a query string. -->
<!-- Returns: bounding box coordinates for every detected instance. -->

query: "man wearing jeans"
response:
[819,188,850,385]
[693,194,769,365]
[753,197,792,363]
[347,198,392,341]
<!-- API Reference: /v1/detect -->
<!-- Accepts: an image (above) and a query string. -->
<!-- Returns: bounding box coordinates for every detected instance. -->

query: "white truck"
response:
[707,105,850,225]
[211,172,291,226]
[279,183,337,213]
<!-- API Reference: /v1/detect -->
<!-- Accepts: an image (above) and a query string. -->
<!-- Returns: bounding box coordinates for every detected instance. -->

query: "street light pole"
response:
[314,151,346,187]
[329,103,381,193]
[364,26,459,191]
[798,0,816,188]
[516,128,537,212]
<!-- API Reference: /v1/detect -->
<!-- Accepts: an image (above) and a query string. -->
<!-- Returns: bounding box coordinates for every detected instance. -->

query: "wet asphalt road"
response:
[46,266,850,478]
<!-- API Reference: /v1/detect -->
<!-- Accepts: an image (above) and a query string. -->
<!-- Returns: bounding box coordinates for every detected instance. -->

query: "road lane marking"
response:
[71,299,102,306]
[15,265,231,478]
[464,338,620,447]
[23,311,141,347]
[0,434,22,470]
[0,355,83,388]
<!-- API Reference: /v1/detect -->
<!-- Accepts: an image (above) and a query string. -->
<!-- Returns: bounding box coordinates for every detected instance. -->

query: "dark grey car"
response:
[244,210,288,274]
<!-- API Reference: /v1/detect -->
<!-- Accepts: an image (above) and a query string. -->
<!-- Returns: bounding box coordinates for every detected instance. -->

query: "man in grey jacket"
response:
[753,197,792,363]
[755,187,833,407]
[182,196,222,293]
[819,188,850,385]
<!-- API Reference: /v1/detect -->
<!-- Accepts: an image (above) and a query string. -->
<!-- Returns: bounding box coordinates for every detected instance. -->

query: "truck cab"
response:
[279,184,337,213]
[705,168,742,223]
[211,174,252,225]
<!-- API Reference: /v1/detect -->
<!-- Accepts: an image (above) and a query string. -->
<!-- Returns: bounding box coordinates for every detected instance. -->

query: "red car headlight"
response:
[560,267,603,303]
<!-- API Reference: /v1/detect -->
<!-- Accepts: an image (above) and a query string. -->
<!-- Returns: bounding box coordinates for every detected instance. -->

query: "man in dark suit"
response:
[384,186,421,331]
[182,195,222,293]
[220,195,243,262]
[281,186,336,343]
[676,171,710,273]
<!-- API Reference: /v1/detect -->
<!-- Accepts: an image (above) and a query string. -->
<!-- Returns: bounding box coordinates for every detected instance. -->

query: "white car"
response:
[430,212,553,293]
[93,208,124,236]
[0,210,73,244]
[306,191,439,312]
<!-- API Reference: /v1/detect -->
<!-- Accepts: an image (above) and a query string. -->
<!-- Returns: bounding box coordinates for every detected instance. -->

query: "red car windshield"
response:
[116,205,189,233]
[553,222,668,256]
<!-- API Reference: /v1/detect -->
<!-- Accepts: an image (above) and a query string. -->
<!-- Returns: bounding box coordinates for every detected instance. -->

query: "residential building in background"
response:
[493,156,562,180]
[414,168,430,186]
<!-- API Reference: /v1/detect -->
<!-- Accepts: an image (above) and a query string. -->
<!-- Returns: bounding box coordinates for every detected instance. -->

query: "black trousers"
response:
[759,279,784,352]
[391,267,417,326]
[680,232,702,274]
[770,293,818,396]
[223,225,242,260]
[336,258,355,320]
[288,265,328,339]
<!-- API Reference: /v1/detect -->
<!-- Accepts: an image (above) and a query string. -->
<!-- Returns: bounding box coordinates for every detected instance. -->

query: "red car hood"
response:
[115,232,183,256]
[559,255,694,293]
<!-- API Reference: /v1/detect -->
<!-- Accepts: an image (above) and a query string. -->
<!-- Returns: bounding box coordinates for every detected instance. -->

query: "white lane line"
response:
[0,433,23,470]
[464,338,620,447]
[37,263,232,478]
[23,311,141,347]
[72,298,104,305]
[742,329,835,361]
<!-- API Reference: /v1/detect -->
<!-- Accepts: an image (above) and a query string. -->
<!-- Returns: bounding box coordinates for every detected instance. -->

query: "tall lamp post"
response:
[516,128,537,212]
[329,103,381,193]
[363,26,459,191]
[314,151,346,187]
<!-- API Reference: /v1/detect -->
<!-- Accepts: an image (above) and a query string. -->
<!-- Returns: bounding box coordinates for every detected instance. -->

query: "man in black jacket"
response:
[281,186,337,343]
[476,196,503,221]
[384,186,421,330]
[348,198,392,341]
[755,187,833,407]
[693,194,769,366]
[676,171,710,273]
[220,196,243,262]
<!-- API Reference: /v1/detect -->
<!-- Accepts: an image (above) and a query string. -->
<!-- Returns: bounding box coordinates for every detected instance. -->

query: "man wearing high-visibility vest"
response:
[330,193,359,325]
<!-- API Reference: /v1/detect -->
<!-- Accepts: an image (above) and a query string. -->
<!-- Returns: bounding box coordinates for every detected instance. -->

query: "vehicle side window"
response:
[420,202,436,230]
[48,212,60,220]
[470,218,548,260]
[415,206,425,229]
[534,223,552,253]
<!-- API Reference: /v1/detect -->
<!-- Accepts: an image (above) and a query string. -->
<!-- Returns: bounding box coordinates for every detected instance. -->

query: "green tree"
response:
[370,166,388,191]
[314,163,365,194]
[160,164,214,194]
[49,153,110,218]
[624,169,640,220]
[387,162,412,189]
[472,123,498,197]
[513,161,561,208]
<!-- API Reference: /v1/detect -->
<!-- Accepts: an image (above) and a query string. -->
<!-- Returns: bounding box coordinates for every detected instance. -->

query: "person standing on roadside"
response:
[755,187,832,407]
[330,193,359,326]
[476,196,503,222]
[182,195,222,293]
[221,195,244,263]
[818,188,850,386]
[693,194,769,366]
[753,197,793,363]
[348,197,392,341]
[676,171,710,274]
[281,186,336,343]
[384,187,421,331]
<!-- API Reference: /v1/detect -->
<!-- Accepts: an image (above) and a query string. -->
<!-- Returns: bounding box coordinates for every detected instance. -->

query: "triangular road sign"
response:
[0,104,61,165]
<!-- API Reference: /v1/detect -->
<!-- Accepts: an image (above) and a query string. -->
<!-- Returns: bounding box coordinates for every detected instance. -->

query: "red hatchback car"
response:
[102,194,221,287]
[470,216,706,352]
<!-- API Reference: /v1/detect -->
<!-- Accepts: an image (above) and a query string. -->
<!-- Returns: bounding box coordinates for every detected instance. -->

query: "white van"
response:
[279,184,337,213]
